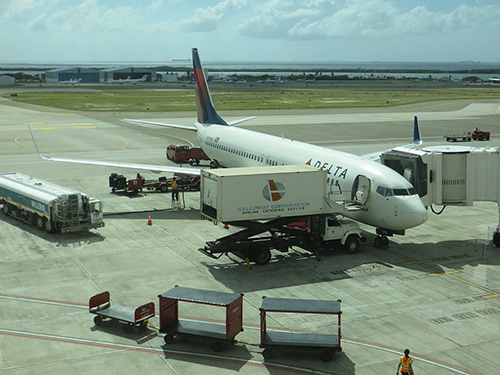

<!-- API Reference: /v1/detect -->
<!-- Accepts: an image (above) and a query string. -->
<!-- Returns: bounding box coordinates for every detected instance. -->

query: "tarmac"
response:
[1,93,500,375]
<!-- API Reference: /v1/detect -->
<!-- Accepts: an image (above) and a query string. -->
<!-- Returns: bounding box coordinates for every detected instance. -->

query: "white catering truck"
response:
[0,172,104,233]
[199,166,364,265]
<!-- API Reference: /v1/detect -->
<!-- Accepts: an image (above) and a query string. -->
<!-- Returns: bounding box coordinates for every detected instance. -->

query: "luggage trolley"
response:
[89,291,155,333]
[259,297,342,362]
[158,286,244,352]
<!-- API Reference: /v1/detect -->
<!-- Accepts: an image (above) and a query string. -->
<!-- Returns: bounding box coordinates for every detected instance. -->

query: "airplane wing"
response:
[40,155,201,176]
[28,124,200,176]
[123,118,197,131]
[361,116,422,161]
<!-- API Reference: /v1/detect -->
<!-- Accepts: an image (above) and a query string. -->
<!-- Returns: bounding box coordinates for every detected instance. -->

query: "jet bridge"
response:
[381,145,500,246]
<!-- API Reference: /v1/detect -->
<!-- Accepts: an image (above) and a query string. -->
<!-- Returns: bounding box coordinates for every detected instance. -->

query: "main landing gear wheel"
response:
[374,235,389,248]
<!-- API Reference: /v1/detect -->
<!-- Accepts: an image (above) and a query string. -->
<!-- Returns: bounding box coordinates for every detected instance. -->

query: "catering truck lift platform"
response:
[260,296,342,362]
[198,166,364,265]
[89,291,155,333]
[158,286,244,352]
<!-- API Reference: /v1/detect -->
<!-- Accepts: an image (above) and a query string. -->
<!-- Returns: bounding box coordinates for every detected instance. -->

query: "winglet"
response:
[192,48,228,126]
[27,125,44,158]
[413,116,423,145]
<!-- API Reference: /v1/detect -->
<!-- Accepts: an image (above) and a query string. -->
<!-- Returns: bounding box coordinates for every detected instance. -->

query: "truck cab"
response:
[166,144,190,162]
[310,215,364,253]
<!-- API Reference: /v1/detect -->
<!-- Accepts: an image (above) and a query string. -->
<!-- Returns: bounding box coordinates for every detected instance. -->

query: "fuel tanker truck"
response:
[0,172,104,233]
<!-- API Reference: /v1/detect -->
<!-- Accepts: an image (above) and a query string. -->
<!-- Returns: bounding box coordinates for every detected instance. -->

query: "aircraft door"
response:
[351,175,371,205]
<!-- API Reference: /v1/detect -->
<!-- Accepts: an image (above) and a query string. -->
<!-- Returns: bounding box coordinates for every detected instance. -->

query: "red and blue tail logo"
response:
[192,48,228,126]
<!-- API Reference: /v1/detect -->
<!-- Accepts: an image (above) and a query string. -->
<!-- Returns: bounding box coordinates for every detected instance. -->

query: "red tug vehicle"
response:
[166,144,210,165]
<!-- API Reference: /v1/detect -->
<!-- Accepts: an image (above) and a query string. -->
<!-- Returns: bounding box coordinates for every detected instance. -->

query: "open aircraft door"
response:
[351,175,371,206]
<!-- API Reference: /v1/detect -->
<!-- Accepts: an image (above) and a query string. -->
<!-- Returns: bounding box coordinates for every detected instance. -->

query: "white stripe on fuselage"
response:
[196,123,423,230]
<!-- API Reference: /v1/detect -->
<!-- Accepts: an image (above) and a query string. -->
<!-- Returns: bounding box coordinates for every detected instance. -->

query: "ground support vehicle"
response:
[444,129,490,142]
[89,291,155,333]
[199,214,364,265]
[259,297,342,362]
[166,144,210,165]
[471,130,490,141]
[109,173,200,194]
[199,166,363,265]
[0,172,104,233]
[444,134,472,142]
[158,286,243,352]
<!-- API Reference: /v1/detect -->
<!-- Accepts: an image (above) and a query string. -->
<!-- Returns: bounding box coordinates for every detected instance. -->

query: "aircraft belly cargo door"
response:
[351,175,371,206]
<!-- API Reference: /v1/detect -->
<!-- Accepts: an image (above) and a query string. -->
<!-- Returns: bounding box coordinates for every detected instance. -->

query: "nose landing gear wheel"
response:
[374,235,389,248]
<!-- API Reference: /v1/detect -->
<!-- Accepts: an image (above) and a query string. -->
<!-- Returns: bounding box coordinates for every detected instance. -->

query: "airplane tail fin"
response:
[413,116,423,145]
[192,48,228,126]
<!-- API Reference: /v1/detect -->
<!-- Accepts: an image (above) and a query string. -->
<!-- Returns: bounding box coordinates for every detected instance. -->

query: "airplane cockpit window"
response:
[376,186,393,197]
[377,186,417,197]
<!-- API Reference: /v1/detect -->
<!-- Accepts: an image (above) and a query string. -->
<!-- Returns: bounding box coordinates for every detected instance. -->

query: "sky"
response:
[1,0,500,63]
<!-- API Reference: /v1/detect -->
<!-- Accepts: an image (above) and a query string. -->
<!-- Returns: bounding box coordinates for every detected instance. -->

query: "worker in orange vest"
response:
[397,349,414,375]
[171,177,179,201]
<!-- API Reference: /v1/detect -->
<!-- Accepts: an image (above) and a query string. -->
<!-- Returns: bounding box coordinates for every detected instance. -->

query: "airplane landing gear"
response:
[374,235,389,248]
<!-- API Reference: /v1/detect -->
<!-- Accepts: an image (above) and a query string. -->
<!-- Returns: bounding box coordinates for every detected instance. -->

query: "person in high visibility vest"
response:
[171,177,179,201]
[397,348,414,375]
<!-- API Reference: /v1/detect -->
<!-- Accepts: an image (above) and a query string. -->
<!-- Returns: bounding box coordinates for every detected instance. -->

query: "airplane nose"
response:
[401,197,428,229]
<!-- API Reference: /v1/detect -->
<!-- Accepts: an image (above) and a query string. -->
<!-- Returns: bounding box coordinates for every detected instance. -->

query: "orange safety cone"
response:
[224,223,229,229]
[147,214,152,226]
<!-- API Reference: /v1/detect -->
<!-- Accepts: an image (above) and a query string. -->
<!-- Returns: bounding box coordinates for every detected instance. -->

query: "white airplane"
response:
[59,78,81,85]
[105,75,148,84]
[35,48,427,242]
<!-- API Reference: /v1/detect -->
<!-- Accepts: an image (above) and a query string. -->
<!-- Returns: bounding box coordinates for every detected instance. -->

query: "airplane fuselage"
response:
[196,123,427,231]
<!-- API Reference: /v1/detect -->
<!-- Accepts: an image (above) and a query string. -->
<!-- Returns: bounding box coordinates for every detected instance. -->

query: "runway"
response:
[1,95,499,374]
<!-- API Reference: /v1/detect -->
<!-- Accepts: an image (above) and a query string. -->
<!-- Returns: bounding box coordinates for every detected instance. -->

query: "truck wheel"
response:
[36,216,44,230]
[94,316,103,326]
[160,185,168,193]
[254,249,271,265]
[2,203,10,215]
[344,235,360,254]
[44,219,55,234]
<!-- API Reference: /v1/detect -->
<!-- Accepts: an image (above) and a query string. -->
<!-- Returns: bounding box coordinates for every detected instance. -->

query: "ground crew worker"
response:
[171,177,179,201]
[397,348,414,375]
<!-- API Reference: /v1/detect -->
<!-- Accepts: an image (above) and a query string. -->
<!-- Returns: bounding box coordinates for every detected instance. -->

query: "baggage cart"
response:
[259,297,342,361]
[158,286,243,351]
[89,291,155,333]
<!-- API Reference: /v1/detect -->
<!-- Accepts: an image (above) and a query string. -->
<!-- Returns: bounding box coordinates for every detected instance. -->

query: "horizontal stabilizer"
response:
[227,116,256,126]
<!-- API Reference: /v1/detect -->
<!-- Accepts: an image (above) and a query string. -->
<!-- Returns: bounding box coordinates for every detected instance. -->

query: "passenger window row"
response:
[206,140,283,166]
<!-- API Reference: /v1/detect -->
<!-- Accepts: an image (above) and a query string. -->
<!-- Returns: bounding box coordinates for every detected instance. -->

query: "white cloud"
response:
[178,0,248,33]
[237,0,500,40]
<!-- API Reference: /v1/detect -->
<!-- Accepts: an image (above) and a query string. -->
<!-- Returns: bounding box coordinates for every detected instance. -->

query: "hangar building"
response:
[45,67,100,83]
[100,67,155,83]
[0,74,16,86]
